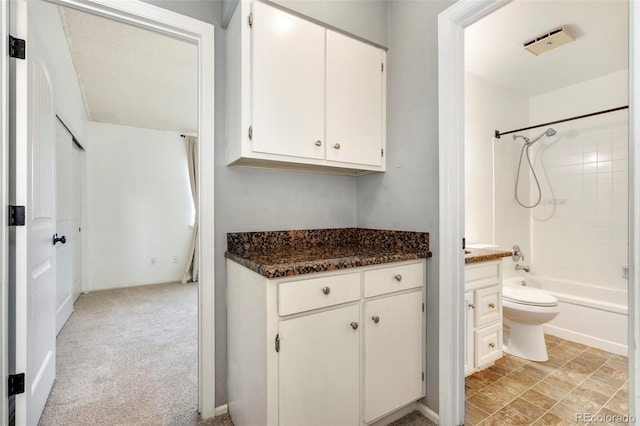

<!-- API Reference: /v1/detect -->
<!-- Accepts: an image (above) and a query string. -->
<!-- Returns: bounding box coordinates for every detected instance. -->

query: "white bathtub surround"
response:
[504,276,628,356]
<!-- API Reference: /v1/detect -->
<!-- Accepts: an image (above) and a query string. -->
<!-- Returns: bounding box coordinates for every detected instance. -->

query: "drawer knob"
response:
[489,342,496,348]
[489,302,495,309]
[315,140,322,147]
[322,286,331,295]
[468,303,475,309]
[394,274,402,282]
[334,143,341,149]
[371,315,380,324]
[350,321,359,330]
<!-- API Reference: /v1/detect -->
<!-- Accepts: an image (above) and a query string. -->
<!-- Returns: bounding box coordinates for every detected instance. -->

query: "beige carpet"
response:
[38,282,227,426]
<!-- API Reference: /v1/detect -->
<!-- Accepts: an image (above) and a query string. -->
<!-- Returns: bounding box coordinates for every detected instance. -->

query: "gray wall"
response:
[356,0,455,412]
[222,0,389,47]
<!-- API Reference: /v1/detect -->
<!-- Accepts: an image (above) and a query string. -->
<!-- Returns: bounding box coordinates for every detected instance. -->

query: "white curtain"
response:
[182,136,199,283]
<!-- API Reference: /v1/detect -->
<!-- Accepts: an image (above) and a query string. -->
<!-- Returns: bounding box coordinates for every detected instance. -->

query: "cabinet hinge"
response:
[9,36,26,60]
[381,62,384,72]
[422,372,424,381]
[248,13,253,28]
[275,334,280,352]
[8,373,25,397]
[248,125,253,141]
[381,148,384,157]
[9,205,26,226]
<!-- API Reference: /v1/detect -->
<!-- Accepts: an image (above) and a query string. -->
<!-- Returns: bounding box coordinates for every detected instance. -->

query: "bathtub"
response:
[503,276,628,356]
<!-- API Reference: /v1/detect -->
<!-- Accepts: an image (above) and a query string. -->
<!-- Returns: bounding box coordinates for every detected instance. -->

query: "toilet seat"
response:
[503,285,558,307]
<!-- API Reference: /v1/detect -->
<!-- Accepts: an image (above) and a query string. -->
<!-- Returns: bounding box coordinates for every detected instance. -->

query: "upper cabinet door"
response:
[251,1,325,159]
[326,30,383,166]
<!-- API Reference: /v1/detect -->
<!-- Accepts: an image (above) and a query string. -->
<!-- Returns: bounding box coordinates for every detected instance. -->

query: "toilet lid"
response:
[503,285,558,307]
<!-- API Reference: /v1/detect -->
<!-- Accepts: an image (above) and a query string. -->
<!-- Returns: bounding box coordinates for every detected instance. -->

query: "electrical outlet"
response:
[150,257,157,266]
[172,256,179,264]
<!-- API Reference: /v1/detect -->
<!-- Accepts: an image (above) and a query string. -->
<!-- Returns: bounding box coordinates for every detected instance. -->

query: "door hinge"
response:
[275,334,280,352]
[462,237,466,250]
[9,205,25,226]
[381,62,384,72]
[248,13,253,28]
[9,36,26,60]
[422,372,424,381]
[248,125,253,141]
[422,302,425,312]
[381,148,384,157]
[8,373,25,397]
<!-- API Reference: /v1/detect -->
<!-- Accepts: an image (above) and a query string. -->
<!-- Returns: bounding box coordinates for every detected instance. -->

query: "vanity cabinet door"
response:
[363,291,423,422]
[251,1,325,160]
[278,304,360,426]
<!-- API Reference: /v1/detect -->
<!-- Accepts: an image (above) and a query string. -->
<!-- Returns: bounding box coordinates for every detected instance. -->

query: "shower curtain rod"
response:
[494,105,629,139]
[56,115,85,151]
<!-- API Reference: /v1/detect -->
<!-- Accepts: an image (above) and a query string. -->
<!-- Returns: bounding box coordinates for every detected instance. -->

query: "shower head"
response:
[513,128,557,146]
[528,128,557,146]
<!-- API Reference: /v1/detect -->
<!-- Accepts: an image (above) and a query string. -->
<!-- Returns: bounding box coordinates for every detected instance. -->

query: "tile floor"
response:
[465,335,629,425]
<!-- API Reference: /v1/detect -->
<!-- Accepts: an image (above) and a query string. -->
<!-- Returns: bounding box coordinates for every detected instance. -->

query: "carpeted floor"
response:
[39,282,206,426]
[39,282,435,426]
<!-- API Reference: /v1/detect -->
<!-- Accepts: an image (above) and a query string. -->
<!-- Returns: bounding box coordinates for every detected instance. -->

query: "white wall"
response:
[529,70,629,290]
[87,123,194,291]
[464,72,530,253]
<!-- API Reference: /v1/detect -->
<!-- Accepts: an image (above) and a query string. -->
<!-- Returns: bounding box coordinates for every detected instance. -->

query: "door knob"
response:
[53,233,67,245]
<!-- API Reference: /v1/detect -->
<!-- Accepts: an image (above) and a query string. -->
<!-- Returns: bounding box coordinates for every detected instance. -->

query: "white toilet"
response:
[502,285,560,362]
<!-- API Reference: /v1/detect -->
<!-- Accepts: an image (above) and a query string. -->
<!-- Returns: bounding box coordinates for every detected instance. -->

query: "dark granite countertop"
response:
[225,228,431,278]
[465,247,512,264]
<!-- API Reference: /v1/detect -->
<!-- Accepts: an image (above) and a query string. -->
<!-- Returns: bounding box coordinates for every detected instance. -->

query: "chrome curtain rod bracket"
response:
[494,105,629,139]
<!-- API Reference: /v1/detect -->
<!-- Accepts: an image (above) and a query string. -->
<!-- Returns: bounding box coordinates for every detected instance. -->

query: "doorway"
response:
[4,0,215,423]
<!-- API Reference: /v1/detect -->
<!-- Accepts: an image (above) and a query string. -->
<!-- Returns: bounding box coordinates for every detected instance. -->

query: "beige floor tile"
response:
[591,365,627,388]
[605,356,629,373]
[520,388,558,410]
[473,368,505,383]
[550,401,582,423]
[560,341,589,352]
[597,407,631,425]
[496,370,540,395]
[467,392,510,415]
[519,363,553,381]
[505,397,547,421]
[465,401,491,426]
[533,412,577,425]
[605,390,629,416]
[583,346,614,360]
[579,378,619,398]
[560,386,609,414]
[480,406,534,426]
[548,367,589,386]
[478,383,519,404]
[531,375,576,401]
[494,354,528,371]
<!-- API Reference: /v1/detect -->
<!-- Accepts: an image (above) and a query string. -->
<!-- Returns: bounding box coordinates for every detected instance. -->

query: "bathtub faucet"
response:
[515,264,530,273]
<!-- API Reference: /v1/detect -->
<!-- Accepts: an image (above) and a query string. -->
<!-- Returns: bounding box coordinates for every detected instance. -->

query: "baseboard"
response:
[214,404,229,416]
[87,279,188,292]
[416,402,439,424]
[543,324,628,356]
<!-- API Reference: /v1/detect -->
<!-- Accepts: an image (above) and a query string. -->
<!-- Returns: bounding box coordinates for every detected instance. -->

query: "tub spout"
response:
[515,264,530,273]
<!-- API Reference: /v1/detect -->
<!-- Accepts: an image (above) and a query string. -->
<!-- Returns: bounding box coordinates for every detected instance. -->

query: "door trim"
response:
[438,0,639,423]
[4,0,216,420]
[1,0,8,423]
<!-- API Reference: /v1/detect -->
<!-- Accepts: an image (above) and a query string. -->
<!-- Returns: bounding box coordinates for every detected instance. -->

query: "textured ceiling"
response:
[465,0,628,97]
[59,7,198,133]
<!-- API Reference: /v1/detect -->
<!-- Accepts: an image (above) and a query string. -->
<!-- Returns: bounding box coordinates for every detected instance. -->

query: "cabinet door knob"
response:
[333,143,341,149]
[489,302,495,309]
[315,140,322,147]
[489,342,496,348]
[468,303,475,309]
[350,322,359,330]
[371,315,380,324]
[394,274,402,282]
[322,286,330,295]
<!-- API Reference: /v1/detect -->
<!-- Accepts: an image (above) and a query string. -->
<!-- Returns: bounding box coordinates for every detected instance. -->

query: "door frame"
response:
[1,0,9,421]
[2,0,216,421]
[437,0,639,424]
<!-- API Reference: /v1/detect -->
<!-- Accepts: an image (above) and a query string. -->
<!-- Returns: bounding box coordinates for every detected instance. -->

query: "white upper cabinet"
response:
[251,1,325,160]
[226,0,386,175]
[326,30,383,166]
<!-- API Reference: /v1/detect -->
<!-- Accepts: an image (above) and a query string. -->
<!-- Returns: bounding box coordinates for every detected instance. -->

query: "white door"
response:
[9,0,57,423]
[55,121,74,334]
[363,291,423,423]
[278,304,360,426]
[251,1,325,160]
[326,30,383,166]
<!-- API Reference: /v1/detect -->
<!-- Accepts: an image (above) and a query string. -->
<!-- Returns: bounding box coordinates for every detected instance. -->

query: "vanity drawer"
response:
[475,323,502,368]
[465,261,501,289]
[278,273,361,316]
[475,286,502,327]
[363,262,423,298]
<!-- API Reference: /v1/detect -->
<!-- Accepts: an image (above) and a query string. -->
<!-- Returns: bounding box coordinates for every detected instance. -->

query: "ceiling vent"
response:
[524,26,576,56]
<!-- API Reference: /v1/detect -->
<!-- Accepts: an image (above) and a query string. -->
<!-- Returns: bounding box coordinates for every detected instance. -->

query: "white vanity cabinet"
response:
[227,259,425,426]
[226,0,386,175]
[464,260,503,376]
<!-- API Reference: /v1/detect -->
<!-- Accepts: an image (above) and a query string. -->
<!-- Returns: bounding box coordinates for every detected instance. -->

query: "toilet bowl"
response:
[502,285,560,362]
